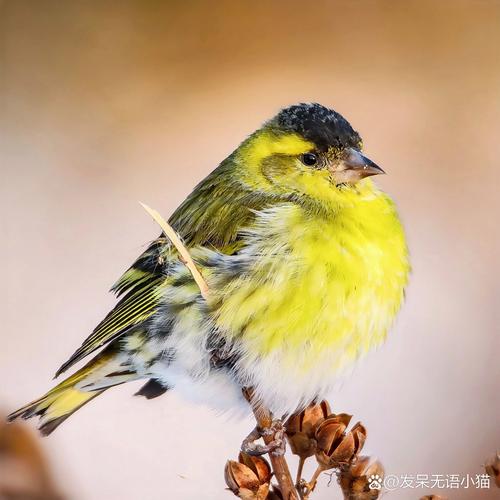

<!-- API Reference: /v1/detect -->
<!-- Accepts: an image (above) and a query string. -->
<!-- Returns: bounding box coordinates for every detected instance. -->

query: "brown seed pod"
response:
[485,453,500,488]
[284,401,331,459]
[224,453,272,499]
[315,414,366,469]
[225,460,261,493]
[338,455,384,500]
[238,452,272,485]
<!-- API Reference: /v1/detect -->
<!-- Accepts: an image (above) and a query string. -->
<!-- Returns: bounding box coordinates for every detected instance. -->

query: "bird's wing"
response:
[55,240,170,377]
[56,159,274,376]
[168,157,269,251]
[56,161,272,377]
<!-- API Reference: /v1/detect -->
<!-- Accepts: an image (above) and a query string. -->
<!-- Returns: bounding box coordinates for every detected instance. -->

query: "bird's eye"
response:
[301,152,318,166]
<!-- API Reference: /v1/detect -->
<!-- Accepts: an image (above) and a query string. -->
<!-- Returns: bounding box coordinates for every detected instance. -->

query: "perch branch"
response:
[244,389,300,500]
[295,457,305,491]
[301,466,324,499]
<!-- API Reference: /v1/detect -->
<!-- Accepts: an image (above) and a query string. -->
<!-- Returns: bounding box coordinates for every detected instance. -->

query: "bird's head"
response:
[237,103,384,202]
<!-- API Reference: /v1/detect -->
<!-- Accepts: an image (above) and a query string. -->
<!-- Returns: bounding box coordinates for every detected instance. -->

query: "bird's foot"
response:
[241,419,286,457]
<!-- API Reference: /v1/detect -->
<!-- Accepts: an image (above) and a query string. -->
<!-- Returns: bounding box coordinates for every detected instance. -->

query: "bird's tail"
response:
[7,345,139,435]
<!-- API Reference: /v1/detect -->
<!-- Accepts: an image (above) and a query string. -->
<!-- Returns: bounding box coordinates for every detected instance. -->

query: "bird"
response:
[8,103,410,439]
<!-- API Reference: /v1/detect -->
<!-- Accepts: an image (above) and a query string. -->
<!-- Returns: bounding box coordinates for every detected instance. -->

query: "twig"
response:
[244,389,300,500]
[302,465,325,499]
[140,202,209,299]
[295,457,305,490]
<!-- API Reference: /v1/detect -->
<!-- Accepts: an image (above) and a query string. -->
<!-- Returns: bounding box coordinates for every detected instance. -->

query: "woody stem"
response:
[302,465,325,499]
[296,457,306,488]
[243,389,299,500]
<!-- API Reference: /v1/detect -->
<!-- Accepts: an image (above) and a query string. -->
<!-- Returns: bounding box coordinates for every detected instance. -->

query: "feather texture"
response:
[9,103,410,431]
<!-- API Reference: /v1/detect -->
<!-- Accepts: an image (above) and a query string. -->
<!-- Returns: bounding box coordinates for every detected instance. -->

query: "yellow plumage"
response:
[216,181,408,363]
[9,357,105,435]
[9,103,409,433]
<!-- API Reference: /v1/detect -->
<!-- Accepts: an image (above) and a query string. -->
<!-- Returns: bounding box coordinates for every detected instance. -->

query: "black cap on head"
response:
[272,103,361,152]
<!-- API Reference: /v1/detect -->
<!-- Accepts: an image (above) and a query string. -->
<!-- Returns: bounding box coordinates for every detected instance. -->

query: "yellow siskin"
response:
[8,103,409,437]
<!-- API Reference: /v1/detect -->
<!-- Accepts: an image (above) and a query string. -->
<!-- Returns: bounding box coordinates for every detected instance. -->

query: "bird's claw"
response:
[241,420,286,456]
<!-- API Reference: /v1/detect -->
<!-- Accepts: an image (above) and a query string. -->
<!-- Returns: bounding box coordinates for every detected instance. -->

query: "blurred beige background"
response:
[1,1,499,499]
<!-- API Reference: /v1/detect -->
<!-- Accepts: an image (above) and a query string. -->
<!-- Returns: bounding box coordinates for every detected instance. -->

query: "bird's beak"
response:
[340,148,385,178]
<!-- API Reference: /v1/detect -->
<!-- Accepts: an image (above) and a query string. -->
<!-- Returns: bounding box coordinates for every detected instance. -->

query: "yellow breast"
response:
[215,180,410,376]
